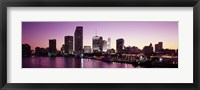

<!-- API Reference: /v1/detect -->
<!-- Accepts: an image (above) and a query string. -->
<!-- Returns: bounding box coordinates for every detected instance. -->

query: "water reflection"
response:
[22,57,135,68]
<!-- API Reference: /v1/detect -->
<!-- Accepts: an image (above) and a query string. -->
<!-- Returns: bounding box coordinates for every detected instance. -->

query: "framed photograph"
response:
[0,0,199,90]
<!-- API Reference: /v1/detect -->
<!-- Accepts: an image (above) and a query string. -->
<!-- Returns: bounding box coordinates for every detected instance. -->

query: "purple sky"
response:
[22,22,178,51]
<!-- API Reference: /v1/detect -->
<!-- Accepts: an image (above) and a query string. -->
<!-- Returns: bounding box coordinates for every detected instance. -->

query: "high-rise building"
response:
[84,46,92,53]
[116,38,124,53]
[22,44,31,57]
[49,39,56,56]
[92,36,103,53]
[107,37,111,50]
[74,26,83,54]
[103,40,107,52]
[143,43,153,55]
[155,42,163,52]
[65,36,73,54]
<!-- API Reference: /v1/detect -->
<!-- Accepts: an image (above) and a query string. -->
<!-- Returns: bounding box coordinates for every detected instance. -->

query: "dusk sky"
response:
[22,22,178,51]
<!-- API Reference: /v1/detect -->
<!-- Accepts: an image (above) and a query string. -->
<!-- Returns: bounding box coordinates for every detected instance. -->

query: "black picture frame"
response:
[0,0,199,90]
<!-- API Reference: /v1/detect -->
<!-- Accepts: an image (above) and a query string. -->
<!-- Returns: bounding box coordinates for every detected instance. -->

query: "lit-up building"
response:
[155,42,163,52]
[92,36,103,53]
[65,36,73,54]
[107,37,111,50]
[84,46,92,53]
[74,26,83,54]
[102,40,107,52]
[116,38,124,53]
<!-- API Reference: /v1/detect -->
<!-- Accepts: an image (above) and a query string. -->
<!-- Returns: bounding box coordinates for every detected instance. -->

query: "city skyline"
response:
[22,21,178,51]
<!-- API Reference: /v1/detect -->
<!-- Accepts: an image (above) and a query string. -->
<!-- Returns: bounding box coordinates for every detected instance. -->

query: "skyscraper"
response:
[65,36,73,54]
[116,38,124,53]
[49,39,56,56]
[49,39,56,53]
[74,26,83,54]
[103,40,107,52]
[92,36,103,53]
[155,42,163,52]
[107,37,111,50]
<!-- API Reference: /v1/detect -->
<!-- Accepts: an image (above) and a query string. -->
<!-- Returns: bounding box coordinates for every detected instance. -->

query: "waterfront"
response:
[22,57,135,68]
[22,22,178,68]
